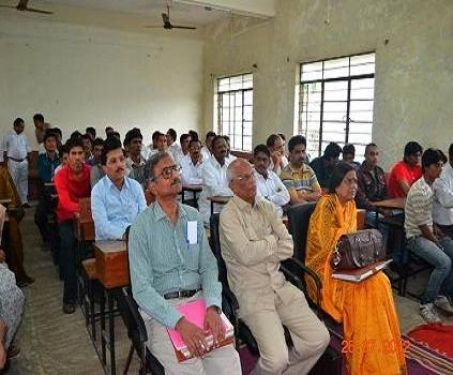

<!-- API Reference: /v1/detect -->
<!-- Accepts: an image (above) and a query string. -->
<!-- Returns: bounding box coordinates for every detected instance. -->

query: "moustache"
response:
[172,178,181,186]
[116,168,125,173]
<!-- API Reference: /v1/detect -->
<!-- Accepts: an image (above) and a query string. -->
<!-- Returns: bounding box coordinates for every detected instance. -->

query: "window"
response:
[216,73,253,151]
[298,53,375,161]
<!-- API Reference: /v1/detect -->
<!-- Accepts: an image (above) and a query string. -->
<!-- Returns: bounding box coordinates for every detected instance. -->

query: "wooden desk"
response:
[371,198,406,210]
[181,184,202,206]
[208,195,232,215]
[94,240,128,375]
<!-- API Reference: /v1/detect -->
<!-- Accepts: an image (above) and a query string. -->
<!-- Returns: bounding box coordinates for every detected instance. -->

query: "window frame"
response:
[298,52,375,159]
[215,73,253,152]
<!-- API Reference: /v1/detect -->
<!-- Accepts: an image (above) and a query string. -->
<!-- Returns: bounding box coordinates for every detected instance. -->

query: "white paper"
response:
[187,221,198,245]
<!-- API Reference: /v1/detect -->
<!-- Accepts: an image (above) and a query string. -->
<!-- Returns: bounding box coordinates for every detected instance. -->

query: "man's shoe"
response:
[434,295,453,315]
[63,303,76,314]
[419,303,442,323]
[17,276,34,288]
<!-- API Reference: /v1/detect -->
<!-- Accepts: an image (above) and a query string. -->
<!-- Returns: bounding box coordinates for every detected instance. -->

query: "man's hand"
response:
[0,249,5,263]
[204,307,225,346]
[271,150,282,168]
[0,342,5,369]
[175,317,208,357]
[378,208,392,218]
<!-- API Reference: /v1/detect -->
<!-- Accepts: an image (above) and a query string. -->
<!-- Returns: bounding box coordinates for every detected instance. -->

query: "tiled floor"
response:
[6,207,453,373]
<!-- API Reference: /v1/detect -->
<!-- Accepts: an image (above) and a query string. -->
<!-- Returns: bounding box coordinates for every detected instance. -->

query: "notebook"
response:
[332,259,392,283]
[167,299,234,361]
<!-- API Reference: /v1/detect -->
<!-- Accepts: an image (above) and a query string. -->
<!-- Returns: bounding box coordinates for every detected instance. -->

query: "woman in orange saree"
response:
[306,162,406,375]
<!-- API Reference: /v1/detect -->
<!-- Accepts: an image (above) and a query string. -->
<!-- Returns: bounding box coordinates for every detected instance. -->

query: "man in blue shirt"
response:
[129,151,241,374]
[35,131,60,244]
[91,137,146,241]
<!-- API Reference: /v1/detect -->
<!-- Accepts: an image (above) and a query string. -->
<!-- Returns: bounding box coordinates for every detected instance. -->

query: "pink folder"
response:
[166,299,234,360]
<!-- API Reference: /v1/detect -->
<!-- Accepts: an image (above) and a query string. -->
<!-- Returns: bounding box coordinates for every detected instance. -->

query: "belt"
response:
[164,288,201,300]
[8,157,26,162]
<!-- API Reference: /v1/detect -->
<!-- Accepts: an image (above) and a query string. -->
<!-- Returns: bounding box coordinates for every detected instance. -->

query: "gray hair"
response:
[146,151,174,181]
[226,158,252,184]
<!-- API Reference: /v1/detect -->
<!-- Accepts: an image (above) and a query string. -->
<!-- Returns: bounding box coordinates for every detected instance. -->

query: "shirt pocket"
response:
[183,243,199,271]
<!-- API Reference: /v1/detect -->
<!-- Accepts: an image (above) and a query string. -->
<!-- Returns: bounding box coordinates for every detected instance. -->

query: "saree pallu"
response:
[306,194,406,375]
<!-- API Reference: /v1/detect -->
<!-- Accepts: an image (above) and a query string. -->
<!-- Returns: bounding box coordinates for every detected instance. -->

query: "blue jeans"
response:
[59,220,77,304]
[407,236,453,304]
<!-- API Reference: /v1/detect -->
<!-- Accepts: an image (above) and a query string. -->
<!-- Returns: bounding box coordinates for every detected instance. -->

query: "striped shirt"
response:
[280,163,320,194]
[128,201,222,328]
[405,177,433,239]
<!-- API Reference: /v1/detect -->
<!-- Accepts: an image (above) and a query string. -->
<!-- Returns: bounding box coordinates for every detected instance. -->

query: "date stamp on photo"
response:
[341,339,411,355]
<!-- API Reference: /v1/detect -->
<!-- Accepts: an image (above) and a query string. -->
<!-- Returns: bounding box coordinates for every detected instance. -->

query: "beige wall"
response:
[203,0,453,169]
[0,9,204,149]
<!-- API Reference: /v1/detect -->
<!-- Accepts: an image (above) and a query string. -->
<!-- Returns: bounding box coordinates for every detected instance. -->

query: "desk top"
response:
[182,184,202,192]
[94,240,127,254]
[371,198,406,210]
[208,196,232,204]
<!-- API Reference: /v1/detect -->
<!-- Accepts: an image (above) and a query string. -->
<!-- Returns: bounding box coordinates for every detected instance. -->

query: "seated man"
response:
[124,128,147,188]
[141,130,160,161]
[433,143,453,239]
[90,138,105,188]
[201,131,216,161]
[253,144,289,217]
[34,131,60,244]
[181,139,203,203]
[91,137,146,241]
[129,151,241,374]
[180,133,192,161]
[387,141,423,198]
[220,159,330,375]
[0,249,25,370]
[280,135,321,205]
[342,144,360,167]
[266,134,288,175]
[54,144,68,176]
[166,128,183,165]
[198,136,233,224]
[54,138,91,314]
[405,148,453,323]
[81,133,93,163]
[309,142,342,189]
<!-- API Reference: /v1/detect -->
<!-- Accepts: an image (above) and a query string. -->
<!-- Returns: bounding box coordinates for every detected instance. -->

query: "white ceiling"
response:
[24,0,232,26]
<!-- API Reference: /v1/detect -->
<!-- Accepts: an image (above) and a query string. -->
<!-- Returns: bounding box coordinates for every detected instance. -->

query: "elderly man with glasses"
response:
[219,158,329,375]
[128,151,241,374]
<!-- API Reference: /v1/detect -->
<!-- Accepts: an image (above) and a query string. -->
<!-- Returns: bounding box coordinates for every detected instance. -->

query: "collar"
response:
[231,195,258,211]
[211,156,227,169]
[153,200,187,222]
[287,162,305,174]
[254,169,268,180]
[105,175,130,191]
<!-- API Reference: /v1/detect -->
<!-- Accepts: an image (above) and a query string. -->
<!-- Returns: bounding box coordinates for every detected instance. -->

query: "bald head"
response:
[227,158,256,204]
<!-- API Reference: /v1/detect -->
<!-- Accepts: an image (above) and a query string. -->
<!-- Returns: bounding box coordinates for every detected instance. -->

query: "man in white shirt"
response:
[166,128,184,165]
[141,131,159,161]
[181,139,203,203]
[201,131,216,161]
[1,118,31,207]
[253,144,289,217]
[180,133,192,161]
[266,134,289,175]
[433,143,453,239]
[199,136,232,224]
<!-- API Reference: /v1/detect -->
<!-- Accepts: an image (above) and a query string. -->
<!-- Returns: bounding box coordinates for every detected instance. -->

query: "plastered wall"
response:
[203,0,453,169]
[0,9,204,149]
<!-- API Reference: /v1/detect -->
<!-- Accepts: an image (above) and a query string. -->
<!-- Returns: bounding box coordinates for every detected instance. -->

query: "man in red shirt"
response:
[55,138,91,314]
[387,141,423,198]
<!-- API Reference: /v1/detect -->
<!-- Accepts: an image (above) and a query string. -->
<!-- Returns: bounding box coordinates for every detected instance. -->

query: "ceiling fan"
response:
[145,4,196,30]
[0,0,53,14]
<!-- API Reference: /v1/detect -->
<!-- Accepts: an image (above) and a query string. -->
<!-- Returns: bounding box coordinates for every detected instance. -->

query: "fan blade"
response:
[23,7,53,14]
[171,25,197,30]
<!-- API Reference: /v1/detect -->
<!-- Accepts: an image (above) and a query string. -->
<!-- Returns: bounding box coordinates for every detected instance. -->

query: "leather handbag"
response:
[331,229,385,270]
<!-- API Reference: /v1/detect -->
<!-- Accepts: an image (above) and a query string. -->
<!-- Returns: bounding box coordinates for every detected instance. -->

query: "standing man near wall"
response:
[1,118,31,208]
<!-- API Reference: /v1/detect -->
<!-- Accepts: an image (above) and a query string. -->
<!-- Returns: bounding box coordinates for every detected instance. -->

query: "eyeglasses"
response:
[232,173,255,183]
[151,165,181,181]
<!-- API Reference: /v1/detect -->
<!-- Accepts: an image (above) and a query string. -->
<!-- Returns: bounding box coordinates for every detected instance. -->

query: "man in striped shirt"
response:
[129,151,241,374]
[405,148,453,323]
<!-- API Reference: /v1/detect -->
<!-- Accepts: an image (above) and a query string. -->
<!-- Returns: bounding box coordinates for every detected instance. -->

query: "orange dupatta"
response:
[306,194,406,375]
